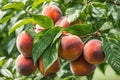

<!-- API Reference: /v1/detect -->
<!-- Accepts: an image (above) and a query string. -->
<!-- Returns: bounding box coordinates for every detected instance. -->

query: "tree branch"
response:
[79,30,101,38]
[109,0,120,6]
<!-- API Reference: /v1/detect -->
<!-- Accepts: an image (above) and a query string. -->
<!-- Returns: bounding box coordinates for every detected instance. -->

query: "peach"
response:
[55,16,69,28]
[15,55,36,76]
[42,5,62,23]
[59,34,84,61]
[34,24,44,33]
[70,55,96,76]
[16,31,33,57]
[38,57,61,76]
[84,39,105,64]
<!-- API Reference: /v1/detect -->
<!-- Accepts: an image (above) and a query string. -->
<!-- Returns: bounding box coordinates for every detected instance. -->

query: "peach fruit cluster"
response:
[15,5,105,77]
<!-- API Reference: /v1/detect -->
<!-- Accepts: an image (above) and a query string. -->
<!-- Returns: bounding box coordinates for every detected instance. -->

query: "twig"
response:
[109,0,120,6]
[79,30,101,38]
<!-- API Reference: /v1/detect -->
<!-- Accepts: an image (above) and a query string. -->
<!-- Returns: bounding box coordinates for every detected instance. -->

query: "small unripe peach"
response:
[59,34,84,61]
[55,16,69,28]
[38,57,61,76]
[42,5,62,23]
[34,24,44,33]
[16,31,33,57]
[84,39,105,64]
[15,55,36,76]
[70,55,96,76]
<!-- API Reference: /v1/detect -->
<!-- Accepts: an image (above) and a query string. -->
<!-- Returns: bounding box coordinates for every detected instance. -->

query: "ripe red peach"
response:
[15,55,36,76]
[16,31,33,57]
[55,16,69,28]
[70,55,96,76]
[42,5,62,23]
[59,34,84,61]
[84,39,105,64]
[34,24,44,33]
[38,57,61,76]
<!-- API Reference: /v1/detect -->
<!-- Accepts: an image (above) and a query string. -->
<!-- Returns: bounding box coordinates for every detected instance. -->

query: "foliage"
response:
[1,0,120,80]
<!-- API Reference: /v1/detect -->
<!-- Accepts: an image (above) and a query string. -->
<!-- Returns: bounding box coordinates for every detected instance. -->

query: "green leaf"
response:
[34,29,50,43]
[43,40,60,72]
[32,0,49,9]
[98,63,107,74]
[65,24,93,36]
[92,2,107,9]
[109,28,120,37]
[87,73,94,80]
[32,15,54,28]
[2,58,13,69]
[100,22,113,31]
[102,34,120,74]
[32,27,61,63]
[8,18,34,35]
[64,0,83,4]
[51,30,62,45]
[64,0,72,4]
[66,4,83,23]
[0,13,13,24]
[0,57,6,61]
[91,7,106,18]
[0,57,6,67]
[111,6,120,28]
[0,69,13,78]
[2,2,25,10]
[7,38,15,54]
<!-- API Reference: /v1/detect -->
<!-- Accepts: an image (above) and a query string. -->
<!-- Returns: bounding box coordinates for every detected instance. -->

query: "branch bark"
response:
[109,0,120,6]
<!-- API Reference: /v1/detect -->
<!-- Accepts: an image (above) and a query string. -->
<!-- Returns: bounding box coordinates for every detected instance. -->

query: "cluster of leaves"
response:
[1,0,120,79]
